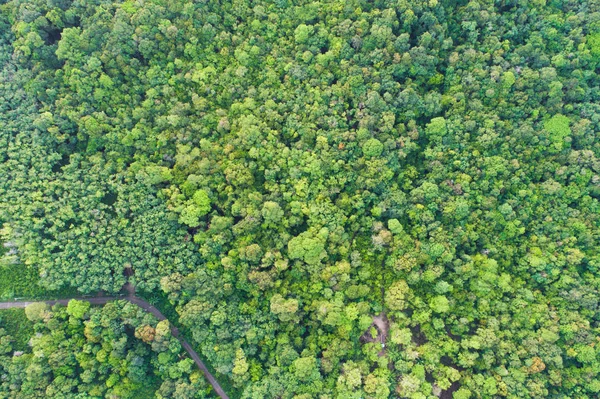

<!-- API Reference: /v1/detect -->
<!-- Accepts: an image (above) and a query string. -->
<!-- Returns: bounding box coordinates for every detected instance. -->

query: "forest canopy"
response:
[0,301,216,398]
[1,0,600,398]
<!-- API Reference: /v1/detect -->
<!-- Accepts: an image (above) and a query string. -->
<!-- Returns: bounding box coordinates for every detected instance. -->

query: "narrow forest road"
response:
[0,290,230,399]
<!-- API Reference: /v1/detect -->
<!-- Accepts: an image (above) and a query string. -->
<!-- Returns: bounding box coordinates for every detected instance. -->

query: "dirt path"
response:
[372,313,389,344]
[0,294,229,399]
[360,312,390,358]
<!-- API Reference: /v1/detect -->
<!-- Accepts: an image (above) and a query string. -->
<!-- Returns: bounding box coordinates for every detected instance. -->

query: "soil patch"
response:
[361,313,389,356]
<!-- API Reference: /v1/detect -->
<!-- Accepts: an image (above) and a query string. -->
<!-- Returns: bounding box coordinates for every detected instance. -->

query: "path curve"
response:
[0,294,230,399]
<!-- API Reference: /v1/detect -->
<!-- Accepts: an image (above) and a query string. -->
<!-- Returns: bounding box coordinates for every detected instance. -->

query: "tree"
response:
[425,117,447,141]
[270,294,299,322]
[66,300,90,320]
[544,114,571,151]
[587,32,600,64]
[294,24,314,44]
[287,231,326,265]
[232,348,250,386]
[179,190,211,227]
[362,138,384,158]
[385,280,411,311]
[25,303,48,322]
[261,201,284,226]
[429,296,450,313]
[453,387,472,399]
[292,356,320,382]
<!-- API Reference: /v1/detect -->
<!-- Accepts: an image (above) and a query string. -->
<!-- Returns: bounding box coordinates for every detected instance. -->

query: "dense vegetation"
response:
[0,301,216,398]
[1,0,600,398]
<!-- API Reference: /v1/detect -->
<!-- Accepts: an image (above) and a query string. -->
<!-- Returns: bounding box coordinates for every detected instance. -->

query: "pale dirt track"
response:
[0,293,229,399]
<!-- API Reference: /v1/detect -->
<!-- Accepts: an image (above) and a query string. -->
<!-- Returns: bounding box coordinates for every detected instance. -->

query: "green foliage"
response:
[453,387,472,399]
[429,296,450,313]
[501,71,516,89]
[387,219,403,235]
[294,24,314,44]
[180,190,211,227]
[2,0,600,398]
[385,280,411,311]
[0,301,215,398]
[544,114,571,151]
[425,117,447,140]
[66,299,90,319]
[0,309,33,351]
[270,294,299,322]
[0,261,76,300]
[588,32,600,62]
[287,231,326,265]
[193,190,212,213]
[261,201,284,226]
[362,138,384,158]
[24,302,48,322]
[292,356,320,382]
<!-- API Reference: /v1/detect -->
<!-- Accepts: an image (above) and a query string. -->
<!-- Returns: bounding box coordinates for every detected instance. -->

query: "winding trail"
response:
[0,286,230,399]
